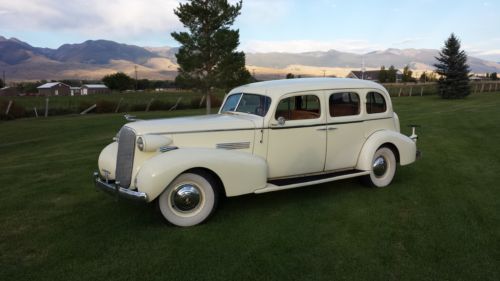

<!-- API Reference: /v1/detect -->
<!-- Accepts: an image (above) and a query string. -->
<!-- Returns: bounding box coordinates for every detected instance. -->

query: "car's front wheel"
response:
[363,147,397,187]
[158,172,219,227]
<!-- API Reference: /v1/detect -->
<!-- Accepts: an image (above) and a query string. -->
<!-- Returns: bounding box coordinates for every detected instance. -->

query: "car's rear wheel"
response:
[158,172,219,227]
[362,147,396,187]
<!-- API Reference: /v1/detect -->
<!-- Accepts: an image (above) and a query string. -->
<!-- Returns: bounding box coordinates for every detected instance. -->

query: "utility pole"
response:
[134,65,138,90]
[361,57,365,80]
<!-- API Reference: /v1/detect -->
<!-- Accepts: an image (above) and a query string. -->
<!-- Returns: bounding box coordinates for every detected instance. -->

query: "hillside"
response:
[1,36,499,81]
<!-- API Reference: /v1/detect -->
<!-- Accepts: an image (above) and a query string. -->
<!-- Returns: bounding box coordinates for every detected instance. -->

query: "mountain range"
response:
[1,35,499,81]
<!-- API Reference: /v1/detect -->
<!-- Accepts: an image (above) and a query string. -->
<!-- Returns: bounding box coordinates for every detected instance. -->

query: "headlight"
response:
[136,135,172,152]
[137,137,145,151]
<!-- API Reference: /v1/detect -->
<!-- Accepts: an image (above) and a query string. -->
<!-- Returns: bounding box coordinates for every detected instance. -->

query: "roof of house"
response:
[37,82,69,89]
[348,70,403,80]
[230,78,386,97]
[82,84,108,89]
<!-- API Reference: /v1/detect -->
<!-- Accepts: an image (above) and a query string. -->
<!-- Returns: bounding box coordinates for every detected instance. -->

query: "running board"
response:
[255,170,370,194]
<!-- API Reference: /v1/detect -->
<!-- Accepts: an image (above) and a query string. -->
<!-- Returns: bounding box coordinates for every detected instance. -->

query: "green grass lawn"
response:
[1,94,499,281]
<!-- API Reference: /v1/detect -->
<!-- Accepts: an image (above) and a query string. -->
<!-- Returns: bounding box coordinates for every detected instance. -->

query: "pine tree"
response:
[0,78,4,88]
[171,0,251,114]
[434,33,471,99]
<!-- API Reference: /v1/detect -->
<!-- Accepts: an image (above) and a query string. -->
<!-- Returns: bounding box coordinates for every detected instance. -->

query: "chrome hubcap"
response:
[373,156,387,178]
[171,184,201,212]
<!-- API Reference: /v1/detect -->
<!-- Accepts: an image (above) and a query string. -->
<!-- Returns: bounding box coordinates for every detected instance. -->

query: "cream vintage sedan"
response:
[93,78,419,226]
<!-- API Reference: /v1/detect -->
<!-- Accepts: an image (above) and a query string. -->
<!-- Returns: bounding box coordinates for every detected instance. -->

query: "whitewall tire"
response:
[158,172,219,227]
[363,147,397,188]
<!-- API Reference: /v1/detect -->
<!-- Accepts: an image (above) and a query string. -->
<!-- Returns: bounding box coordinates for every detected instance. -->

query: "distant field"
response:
[0,90,227,118]
[1,93,499,280]
[2,82,500,119]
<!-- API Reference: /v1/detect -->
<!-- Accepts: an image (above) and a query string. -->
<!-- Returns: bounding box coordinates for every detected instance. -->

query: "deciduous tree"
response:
[102,72,134,92]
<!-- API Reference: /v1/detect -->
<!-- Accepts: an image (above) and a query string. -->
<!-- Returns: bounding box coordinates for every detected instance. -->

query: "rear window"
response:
[366,92,387,114]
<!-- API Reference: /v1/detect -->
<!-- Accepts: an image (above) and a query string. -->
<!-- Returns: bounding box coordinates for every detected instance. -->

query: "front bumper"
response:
[93,171,148,202]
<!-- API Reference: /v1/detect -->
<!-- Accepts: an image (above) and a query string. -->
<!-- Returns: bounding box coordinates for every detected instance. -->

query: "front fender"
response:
[136,148,268,201]
[356,130,417,171]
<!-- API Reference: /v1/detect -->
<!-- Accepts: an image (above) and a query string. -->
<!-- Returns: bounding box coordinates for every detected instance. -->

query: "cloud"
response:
[393,37,425,46]
[0,0,181,39]
[241,39,383,54]
[238,0,292,25]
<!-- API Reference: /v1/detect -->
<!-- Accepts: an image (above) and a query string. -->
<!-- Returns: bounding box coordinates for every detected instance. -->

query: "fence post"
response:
[34,107,38,118]
[495,83,498,92]
[398,88,402,97]
[409,87,413,97]
[45,97,49,117]
[420,87,424,96]
[169,97,182,111]
[489,84,492,92]
[481,83,485,93]
[80,104,97,114]
[145,98,154,112]
[5,100,13,115]
[474,84,478,94]
[199,95,206,107]
[115,98,123,113]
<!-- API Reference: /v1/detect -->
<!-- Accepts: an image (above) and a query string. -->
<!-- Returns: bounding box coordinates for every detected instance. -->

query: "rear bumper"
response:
[93,171,148,202]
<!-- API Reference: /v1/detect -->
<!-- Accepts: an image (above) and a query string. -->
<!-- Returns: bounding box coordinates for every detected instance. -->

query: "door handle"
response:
[317,127,327,131]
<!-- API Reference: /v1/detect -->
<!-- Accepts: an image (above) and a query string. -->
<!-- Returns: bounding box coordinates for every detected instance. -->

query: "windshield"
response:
[221,93,271,117]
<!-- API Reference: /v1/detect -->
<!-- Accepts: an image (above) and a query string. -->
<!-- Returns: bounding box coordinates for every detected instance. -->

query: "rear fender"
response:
[356,130,417,171]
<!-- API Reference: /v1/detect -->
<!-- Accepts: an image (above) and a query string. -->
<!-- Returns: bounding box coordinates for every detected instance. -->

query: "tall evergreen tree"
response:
[379,66,387,83]
[434,33,471,99]
[171,0,251,114]
[0,78,4,88]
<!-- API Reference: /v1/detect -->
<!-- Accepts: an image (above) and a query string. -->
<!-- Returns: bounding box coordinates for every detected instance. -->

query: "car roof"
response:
[230,78,387,97]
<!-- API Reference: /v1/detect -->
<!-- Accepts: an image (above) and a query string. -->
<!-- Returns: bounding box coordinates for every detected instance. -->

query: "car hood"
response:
[124,113,259,135]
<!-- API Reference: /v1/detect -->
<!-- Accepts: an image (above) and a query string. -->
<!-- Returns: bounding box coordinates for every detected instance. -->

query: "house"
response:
[81,84,110,95]
[37,82,71,96]
[70,87,81,96]
[0,86,19,96]
[347,70,403,83]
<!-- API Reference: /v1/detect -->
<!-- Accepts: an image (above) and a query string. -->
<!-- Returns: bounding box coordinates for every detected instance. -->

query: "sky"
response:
[0,0,499,61]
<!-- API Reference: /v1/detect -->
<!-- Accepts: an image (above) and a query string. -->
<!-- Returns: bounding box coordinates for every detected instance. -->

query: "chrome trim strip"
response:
[93,172,148,202]
[148,117,393,134]
[150,128,256,135]
[216,142,251,150]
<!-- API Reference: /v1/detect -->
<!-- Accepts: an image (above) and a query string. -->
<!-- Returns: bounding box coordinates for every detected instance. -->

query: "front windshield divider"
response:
[234,93,244,113]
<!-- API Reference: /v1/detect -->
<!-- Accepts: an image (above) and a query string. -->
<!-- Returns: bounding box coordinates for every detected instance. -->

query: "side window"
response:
[329,92,360,117]
[275,95,321,120]
[366,92,387,114]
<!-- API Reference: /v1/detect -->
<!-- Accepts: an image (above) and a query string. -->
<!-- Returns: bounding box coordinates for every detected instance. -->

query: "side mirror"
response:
[277,116,286,126]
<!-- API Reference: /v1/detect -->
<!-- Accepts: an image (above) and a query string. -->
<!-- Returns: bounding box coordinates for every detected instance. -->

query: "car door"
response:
[324,90,366,171]
[266,92,327,178]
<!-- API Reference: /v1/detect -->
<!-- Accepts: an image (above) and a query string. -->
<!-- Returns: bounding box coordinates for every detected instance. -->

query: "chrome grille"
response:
[115,126,136,188]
